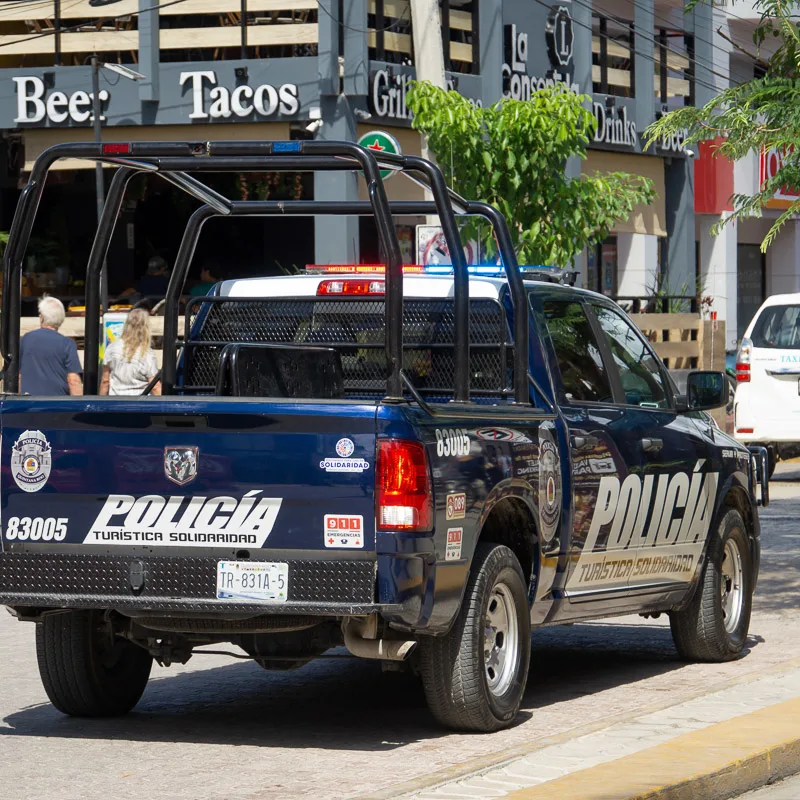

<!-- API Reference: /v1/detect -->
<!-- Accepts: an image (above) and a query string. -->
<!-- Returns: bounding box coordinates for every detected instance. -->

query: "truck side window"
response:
[541,300,613,404]
[592,305,668,408]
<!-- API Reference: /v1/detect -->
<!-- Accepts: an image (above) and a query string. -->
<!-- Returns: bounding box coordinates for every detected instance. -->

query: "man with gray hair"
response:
[19,296,82,395]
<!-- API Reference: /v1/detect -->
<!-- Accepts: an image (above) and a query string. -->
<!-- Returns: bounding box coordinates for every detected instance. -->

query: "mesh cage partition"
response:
[180,296,511,399]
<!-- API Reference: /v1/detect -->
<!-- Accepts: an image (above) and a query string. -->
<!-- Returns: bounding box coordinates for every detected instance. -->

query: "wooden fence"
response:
[629,313,725,372]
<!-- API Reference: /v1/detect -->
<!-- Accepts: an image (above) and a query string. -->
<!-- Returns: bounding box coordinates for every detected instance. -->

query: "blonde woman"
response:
[100,308,161,396]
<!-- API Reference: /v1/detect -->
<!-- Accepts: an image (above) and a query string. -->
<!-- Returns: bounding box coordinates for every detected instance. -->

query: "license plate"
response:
[216,561,288,603]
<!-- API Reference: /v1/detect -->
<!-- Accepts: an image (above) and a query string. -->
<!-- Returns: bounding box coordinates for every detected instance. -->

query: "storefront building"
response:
[0,0,717,320]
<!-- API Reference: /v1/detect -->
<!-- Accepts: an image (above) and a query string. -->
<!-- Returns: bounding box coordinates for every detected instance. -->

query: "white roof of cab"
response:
[218,273,509,300]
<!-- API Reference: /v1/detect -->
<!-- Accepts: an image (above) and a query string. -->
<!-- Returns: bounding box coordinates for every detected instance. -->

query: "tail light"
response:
[317,279,385,296]
[736,337,752,383]
[376,439,433,532]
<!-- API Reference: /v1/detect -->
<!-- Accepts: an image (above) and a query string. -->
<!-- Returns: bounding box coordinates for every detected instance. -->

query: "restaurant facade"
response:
[0,0,743,343]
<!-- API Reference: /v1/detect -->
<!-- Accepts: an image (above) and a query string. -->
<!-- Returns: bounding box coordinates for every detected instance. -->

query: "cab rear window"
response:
[751,305,800,349]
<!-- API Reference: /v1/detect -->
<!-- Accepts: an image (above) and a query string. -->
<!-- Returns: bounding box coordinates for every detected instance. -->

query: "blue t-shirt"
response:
[19,327,83,395]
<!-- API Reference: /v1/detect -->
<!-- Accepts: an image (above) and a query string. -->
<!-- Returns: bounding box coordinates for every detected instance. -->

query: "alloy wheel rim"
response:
[721,538,744,634]
[484,581,519,697]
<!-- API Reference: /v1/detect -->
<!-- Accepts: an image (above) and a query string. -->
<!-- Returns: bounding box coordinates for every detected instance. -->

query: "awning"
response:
[581,150,667,238]
[23,121,292,171]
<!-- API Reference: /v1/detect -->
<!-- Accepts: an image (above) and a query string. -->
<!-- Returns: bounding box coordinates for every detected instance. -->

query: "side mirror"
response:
[677,370,727,412]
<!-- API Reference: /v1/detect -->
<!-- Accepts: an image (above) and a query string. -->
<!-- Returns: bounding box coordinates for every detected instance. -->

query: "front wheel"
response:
[419,543,531,732]
[36,610,153,716]
[669,509,753,662]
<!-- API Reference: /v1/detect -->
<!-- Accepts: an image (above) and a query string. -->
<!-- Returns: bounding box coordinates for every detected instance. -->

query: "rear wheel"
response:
[419,543,531,732]
[669,509,752,662]
[36,610,152,716]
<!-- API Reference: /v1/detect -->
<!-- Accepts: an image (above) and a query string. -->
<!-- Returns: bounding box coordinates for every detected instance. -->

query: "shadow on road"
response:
[0,622,699,748]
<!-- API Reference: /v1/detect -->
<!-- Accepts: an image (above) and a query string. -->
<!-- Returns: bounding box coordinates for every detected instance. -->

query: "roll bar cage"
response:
[1,140,529,405]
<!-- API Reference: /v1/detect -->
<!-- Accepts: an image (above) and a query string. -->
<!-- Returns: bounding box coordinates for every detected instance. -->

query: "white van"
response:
[734,292,800,474]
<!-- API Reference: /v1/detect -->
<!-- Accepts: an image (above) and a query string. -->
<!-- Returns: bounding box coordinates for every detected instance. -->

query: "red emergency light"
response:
[102,143,131,155]
[317,279,385,296]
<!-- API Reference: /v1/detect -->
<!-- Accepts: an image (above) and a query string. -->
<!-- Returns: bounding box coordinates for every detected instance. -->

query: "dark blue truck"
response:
[0,141,769,732]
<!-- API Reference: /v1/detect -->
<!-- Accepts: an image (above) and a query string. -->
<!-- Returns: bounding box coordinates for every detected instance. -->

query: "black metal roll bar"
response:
[2,140,529,406]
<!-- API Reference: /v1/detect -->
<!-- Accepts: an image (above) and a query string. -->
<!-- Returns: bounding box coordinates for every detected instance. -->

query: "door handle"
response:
[572,435,599,451]
[641,438,663,453]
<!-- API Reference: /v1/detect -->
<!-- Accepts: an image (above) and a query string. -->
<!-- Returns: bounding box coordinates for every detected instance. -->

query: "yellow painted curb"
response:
[355,657,800,800]
[506,696,800,800]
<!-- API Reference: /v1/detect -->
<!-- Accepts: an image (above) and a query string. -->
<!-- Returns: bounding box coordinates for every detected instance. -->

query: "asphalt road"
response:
[1,466,799,800]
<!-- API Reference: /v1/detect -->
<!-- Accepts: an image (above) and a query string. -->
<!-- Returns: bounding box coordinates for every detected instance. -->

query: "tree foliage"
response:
[405,81,655,266]
[644,0,800,251]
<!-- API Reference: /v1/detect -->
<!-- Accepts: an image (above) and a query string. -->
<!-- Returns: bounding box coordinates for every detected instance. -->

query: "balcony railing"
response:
[0,0,318,67]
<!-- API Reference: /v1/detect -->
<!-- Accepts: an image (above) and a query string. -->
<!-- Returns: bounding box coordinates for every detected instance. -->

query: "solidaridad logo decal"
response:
[336,438,355,458]
[11,430,52,493]
[538,422,562,543]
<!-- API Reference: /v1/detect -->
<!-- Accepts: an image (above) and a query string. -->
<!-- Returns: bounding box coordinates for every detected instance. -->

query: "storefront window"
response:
[592,13,635,98]
[737,244,766,340]
[0,5,319,68]
[586,236,618,297]
[368,0,479,74]
[655,29,695,110]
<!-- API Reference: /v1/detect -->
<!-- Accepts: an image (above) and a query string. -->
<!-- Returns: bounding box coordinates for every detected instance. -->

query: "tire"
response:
[419,543,531,732]
[669,509,753,662]
[36,610,152,717]
[768,448,777,479]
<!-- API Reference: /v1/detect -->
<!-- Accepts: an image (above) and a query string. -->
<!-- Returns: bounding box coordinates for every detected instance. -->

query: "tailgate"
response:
[751,347,800,423]
[1,398,377,555]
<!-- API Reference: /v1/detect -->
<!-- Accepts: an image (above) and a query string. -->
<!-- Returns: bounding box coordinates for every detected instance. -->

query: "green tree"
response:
[645,0,800,251]
[406,81,655,266]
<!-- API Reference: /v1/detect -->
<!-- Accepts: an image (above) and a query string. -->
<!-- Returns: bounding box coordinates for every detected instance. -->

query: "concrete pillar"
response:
[568,0,592,278]
[479,0,503,107]
[314,95,360,265]
[633,0,655,134]
[664,156,695,295]
[698,213,737,351]
[767,222,800,295]
[138,0,159,102]
[314,0,359,264]
[616,233,658,296]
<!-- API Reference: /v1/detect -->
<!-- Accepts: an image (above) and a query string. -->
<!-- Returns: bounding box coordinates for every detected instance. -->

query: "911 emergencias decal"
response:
[82,490,282,547]
[567,460,719,592]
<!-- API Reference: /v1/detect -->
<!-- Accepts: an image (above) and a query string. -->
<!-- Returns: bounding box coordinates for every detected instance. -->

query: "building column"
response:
[569,0,592,279]
[633,0,655,134]
[767,221,800,295]
[479,0,503,107]
[314,0,359,265]
[616,233,659,296]
[698,213,737,351]
[663,156,695,296]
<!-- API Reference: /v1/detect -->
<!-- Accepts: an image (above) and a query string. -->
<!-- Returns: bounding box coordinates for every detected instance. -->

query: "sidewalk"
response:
[385,660,800,800]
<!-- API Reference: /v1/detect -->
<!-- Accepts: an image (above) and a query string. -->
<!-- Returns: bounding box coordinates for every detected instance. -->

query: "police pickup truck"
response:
[0,140,769,732]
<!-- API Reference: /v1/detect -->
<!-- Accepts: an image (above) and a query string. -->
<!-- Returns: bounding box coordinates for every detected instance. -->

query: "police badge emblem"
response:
[164,447,199,485]
[11,430,52,493]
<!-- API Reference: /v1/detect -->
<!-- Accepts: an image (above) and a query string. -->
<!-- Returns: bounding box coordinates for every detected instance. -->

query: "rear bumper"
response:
[0,552,401,617]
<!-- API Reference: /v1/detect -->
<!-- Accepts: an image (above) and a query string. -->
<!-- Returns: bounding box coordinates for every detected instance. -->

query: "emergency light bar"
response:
[305,264,516,276]
[306,264,578,282]
[305,264,426,274]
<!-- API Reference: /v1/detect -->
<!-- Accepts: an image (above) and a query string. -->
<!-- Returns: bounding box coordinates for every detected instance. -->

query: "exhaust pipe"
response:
[342,615,416,661]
